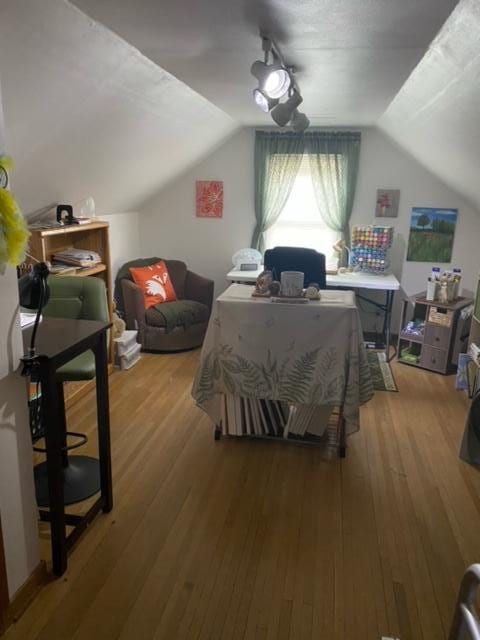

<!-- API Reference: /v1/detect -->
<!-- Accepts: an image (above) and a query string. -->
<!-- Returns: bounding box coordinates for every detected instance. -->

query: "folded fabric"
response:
[151,300,209,333]
[129,260,177,308]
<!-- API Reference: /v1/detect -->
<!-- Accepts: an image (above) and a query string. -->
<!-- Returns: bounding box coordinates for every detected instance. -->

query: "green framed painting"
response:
[406,207,458,262]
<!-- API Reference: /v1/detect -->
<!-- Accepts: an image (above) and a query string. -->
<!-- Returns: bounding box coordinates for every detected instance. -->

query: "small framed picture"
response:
[196,180,223,218]
[375,189,400,218]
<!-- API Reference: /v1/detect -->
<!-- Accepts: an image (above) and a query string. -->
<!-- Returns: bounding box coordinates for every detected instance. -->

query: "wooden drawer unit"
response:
[398,292,473,374]
[428,306,454,327]
[424,323,450,350]
[420,345,448,373]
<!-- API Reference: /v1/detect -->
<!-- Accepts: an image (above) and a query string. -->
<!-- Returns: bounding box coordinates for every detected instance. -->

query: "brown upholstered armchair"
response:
[114,257,214,352]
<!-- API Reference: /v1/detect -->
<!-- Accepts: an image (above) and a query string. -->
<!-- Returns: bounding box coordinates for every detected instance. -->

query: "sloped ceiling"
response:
[73,0,458,127]
[2,0,478,215]
[379,0,480,210]
[0,0,237,215]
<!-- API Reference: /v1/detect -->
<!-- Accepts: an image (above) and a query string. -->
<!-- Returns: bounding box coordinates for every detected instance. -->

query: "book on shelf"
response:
[226,395,237,436]
[234,396,243,436]
[263,400,280,436]
[243,398,252,436]
[248,398,262,436]
[259,399,276,436]
[49,262,78,275]
[221,395,228,436]
[52,247,101,267]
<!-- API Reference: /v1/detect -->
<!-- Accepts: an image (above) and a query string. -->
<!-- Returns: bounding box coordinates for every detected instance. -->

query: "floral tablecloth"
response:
[192,284,374,434]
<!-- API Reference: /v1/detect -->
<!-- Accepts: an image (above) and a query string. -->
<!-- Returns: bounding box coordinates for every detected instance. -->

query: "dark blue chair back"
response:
[264,246,327,289]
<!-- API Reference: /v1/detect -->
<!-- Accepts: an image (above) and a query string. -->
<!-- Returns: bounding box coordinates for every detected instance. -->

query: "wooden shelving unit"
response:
[26,221,112,406]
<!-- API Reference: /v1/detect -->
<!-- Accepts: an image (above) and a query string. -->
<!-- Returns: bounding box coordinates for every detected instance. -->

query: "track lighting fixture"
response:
[250,37,292,100]
[250,60,291,100]
[290,110,310,133]
[251,35,309,132]
[253,88,279,113]
[271,90,303,126]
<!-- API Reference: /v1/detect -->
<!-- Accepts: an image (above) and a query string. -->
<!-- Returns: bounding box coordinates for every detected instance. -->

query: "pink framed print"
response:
[196,180,223,218]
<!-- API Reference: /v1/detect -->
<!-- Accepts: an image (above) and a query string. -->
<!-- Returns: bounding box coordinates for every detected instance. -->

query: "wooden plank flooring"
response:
[5,350,480,640]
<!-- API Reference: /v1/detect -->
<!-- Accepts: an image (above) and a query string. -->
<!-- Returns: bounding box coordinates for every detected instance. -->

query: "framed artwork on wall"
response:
[375,189,400,218]
[406,207,458,262]
[196,180,223,218]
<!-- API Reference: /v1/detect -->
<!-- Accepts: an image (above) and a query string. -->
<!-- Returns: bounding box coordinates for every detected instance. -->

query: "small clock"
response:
[0,166,8,189]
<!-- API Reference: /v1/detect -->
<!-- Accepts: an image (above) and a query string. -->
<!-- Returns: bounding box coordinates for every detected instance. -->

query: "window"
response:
[265,155,339,268]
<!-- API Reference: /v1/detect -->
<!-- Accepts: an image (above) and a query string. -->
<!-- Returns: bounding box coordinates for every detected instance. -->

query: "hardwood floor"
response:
[5,350,479,639]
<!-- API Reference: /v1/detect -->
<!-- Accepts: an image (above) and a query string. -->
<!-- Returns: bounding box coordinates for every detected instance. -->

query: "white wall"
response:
[139,126,480,331]
[352,128,480,298]
[140,129,255,296]
[101,212,141,278]
[0,81,39,599]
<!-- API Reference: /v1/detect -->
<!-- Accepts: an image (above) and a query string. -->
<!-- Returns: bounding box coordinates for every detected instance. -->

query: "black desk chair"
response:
[264,246,327,289]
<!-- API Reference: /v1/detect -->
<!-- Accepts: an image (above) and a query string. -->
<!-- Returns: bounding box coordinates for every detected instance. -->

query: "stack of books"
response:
[220,395,334,440]
[221,396,289,437]
[52,247,101,268]
[48,264,78,275]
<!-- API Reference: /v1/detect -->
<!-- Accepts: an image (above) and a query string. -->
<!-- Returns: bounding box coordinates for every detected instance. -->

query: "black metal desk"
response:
[23,317,112,576]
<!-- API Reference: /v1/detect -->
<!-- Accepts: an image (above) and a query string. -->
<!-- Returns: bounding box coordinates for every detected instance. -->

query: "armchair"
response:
[115,257,214,352]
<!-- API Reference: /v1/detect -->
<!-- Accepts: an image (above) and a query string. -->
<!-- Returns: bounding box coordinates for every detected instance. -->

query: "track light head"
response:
[253,88,279,113]
[271,91,303,127]
[290,110,310,133]
[251,35,309,128]
[251,60,291,100]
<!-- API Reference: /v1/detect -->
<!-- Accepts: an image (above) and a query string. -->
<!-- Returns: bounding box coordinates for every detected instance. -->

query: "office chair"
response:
[33,276,109,506]
[264,246,327,289]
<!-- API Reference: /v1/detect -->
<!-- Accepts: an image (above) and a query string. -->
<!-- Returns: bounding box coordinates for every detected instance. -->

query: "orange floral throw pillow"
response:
[129,261,177,308]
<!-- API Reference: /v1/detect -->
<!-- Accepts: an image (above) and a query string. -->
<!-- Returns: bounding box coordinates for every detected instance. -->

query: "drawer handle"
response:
[435,337,440,341]
[432,358,436,363]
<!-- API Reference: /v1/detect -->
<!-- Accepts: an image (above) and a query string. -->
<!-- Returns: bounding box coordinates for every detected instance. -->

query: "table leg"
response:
[384,290,395,361]
[40,360,67,576]
[94,331,113,513]
[57,382,69,469]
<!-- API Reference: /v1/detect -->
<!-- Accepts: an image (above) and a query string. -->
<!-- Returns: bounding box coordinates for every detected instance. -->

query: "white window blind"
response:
[265,155,339,268]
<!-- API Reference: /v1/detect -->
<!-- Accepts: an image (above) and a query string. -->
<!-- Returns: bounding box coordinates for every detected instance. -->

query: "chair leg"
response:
[56,382,69,468]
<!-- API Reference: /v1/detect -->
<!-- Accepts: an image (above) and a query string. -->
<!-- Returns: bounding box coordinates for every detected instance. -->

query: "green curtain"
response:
[306,132,361,263]
[251,131,304,253]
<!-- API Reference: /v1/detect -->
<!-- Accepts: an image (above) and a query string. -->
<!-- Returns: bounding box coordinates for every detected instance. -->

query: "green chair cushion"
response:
[43,277,109,383]
[55,351,96,383]
[146,300,209,333]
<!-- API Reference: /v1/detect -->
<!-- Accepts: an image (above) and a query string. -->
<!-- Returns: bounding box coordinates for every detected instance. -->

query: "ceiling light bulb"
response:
[271,91,303,127]
[263,68,291,99]
[251,60,291,99]
[253,88,278,113]
[290,110,310,133]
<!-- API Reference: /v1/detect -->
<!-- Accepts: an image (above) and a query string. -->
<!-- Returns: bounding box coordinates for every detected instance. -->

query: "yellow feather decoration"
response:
[0,187,30,266]
[0,155,13,173]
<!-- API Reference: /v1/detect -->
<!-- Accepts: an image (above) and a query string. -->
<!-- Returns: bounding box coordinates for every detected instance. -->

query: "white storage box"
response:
[114,330,138,356]
[117,342,141,370]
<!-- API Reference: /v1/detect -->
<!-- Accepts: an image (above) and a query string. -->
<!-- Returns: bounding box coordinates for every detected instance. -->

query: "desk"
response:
[192,284,374,453]
[226,267,400,359]
[23,317,112,576]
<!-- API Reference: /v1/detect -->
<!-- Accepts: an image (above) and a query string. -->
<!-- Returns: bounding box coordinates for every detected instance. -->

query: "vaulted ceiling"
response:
[0,0,237,214]
[73,0,458,127]
[379,0,480,210]
[3,0,480,214]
